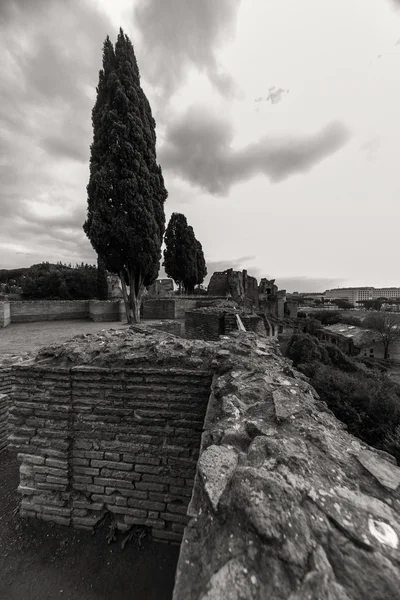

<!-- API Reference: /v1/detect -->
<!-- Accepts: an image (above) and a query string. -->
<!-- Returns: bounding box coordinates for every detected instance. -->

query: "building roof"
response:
[322,323,379,347]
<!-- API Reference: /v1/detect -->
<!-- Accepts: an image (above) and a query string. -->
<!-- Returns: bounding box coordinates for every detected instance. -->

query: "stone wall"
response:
[88,300,120,322]
[10,362,211,542]
[185,311,223,341]
[0,300,11,328]
[141,297,227,321]
[10,300,90,323]
[0,393,8,452]
[141,298,176,320]
[1,300,126,324]
[0,365,13,452]
[9,327,400,598]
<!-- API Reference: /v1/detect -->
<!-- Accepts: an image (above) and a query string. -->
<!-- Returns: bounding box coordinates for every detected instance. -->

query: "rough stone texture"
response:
[173,333,400,600]
[9,326,400,598]
[0,301,11,328]
[208,270,259,308]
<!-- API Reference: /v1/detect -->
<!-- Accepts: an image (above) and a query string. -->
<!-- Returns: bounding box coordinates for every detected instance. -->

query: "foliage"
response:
[287,333,400,462]
[364,313,400,359]
[96,256,109,300]
[84,29,167,323]
[20,262,97,300]
[356,299,383,311]
[163,213,207,294]
[310,310,342,326]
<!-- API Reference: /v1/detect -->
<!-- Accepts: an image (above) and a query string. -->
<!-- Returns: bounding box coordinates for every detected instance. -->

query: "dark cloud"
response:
[134,0,241,98]
[159,105,350,195]
[0,0,109,266]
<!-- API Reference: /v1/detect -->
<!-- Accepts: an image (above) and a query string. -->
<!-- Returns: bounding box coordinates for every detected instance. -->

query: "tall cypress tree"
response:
[84,29,167,323]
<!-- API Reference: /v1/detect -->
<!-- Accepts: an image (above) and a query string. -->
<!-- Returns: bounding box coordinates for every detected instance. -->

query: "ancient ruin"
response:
[4,325,400,599]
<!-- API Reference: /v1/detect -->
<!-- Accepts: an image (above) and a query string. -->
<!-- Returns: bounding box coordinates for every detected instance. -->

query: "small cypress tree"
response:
[195,239,207,288]
[84,29,167,323]
[163,213,197,294]
[163,213,206,294]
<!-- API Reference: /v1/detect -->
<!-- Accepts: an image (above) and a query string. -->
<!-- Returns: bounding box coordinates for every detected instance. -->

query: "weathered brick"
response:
[74,466,100,476]
[135,482,167,493]
[94,477,135,489]
[127,499,166,511]
[17,453,45,465]
[46,458,68,469]
[152,530,182,542]
[161,512,189,524]
[91,460,131,470]
[105,488,147,499]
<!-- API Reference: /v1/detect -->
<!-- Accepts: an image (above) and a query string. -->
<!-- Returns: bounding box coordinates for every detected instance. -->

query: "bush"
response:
[286,333,400,462]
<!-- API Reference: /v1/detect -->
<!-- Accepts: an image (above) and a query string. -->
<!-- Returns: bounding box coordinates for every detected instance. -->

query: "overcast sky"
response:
[1,0,400,292]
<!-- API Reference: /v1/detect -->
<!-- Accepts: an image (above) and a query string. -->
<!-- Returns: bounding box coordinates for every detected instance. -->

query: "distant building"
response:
[316,322,400,359]
[325,287,400,306]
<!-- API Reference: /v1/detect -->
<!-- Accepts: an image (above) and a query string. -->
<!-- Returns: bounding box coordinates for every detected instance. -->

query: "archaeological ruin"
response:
[2,323,400,599]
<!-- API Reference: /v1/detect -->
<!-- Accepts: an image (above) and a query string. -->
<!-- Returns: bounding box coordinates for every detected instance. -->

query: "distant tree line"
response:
[0,262,108,300]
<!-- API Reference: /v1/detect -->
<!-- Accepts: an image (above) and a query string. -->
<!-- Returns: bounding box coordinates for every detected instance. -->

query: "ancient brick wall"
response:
[184,312,223,341]
[89,300,120,322]
[141,298,176,320]
[141,297,227,321]
[0,366,12,452]
[10,364,211,543]
[0,301,11,328]
[0,393,8,452]
[10,300,90,322]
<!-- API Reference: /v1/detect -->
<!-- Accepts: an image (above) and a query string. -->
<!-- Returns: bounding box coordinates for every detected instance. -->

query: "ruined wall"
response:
[141,298,176,320]
[10,300,90,322]
[141,297,227,321]
[208,270,259,307]
[147,279,174,296]
[0,393,8,451]
[185,311,223,341]
[8,300,125,323]
[10,327,400,598]
[10,363,211,543]
[88,300,120,322]
[173,334,400,600]
[0,364,13,452]
[0,300,11,328]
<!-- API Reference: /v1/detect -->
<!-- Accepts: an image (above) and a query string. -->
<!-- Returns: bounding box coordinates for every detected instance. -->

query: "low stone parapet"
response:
[0,301,10,328]
[89,300,120,322]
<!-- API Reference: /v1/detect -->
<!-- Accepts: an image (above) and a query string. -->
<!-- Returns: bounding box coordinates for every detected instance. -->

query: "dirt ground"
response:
[0,320,132,355]
[0,452,179,600]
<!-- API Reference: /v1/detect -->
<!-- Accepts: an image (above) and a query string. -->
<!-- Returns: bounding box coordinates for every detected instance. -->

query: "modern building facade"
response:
[325,287,400,306]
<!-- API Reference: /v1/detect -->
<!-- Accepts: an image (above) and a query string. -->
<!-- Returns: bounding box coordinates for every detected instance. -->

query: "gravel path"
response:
[0,320,131,355]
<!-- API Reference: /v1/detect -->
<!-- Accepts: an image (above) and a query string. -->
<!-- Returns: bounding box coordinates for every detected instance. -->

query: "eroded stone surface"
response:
[11,326,400,599]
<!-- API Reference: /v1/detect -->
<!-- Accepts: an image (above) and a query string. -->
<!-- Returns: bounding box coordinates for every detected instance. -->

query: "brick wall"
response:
[10,301,90,323]
[141,299,175,320]
[89,300,120,322]
[185,312,223,341]
[141,297,227,321]
[0,301,11,328]
[0,366,12,452]
[10,365,212,543]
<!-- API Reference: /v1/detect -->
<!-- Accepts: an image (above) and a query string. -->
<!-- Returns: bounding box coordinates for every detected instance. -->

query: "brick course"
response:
[11,365,211,541]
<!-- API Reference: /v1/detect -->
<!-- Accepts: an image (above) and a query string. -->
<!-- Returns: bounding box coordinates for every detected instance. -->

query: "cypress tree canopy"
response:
[84,29,167,300]
[163,213,207,293]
